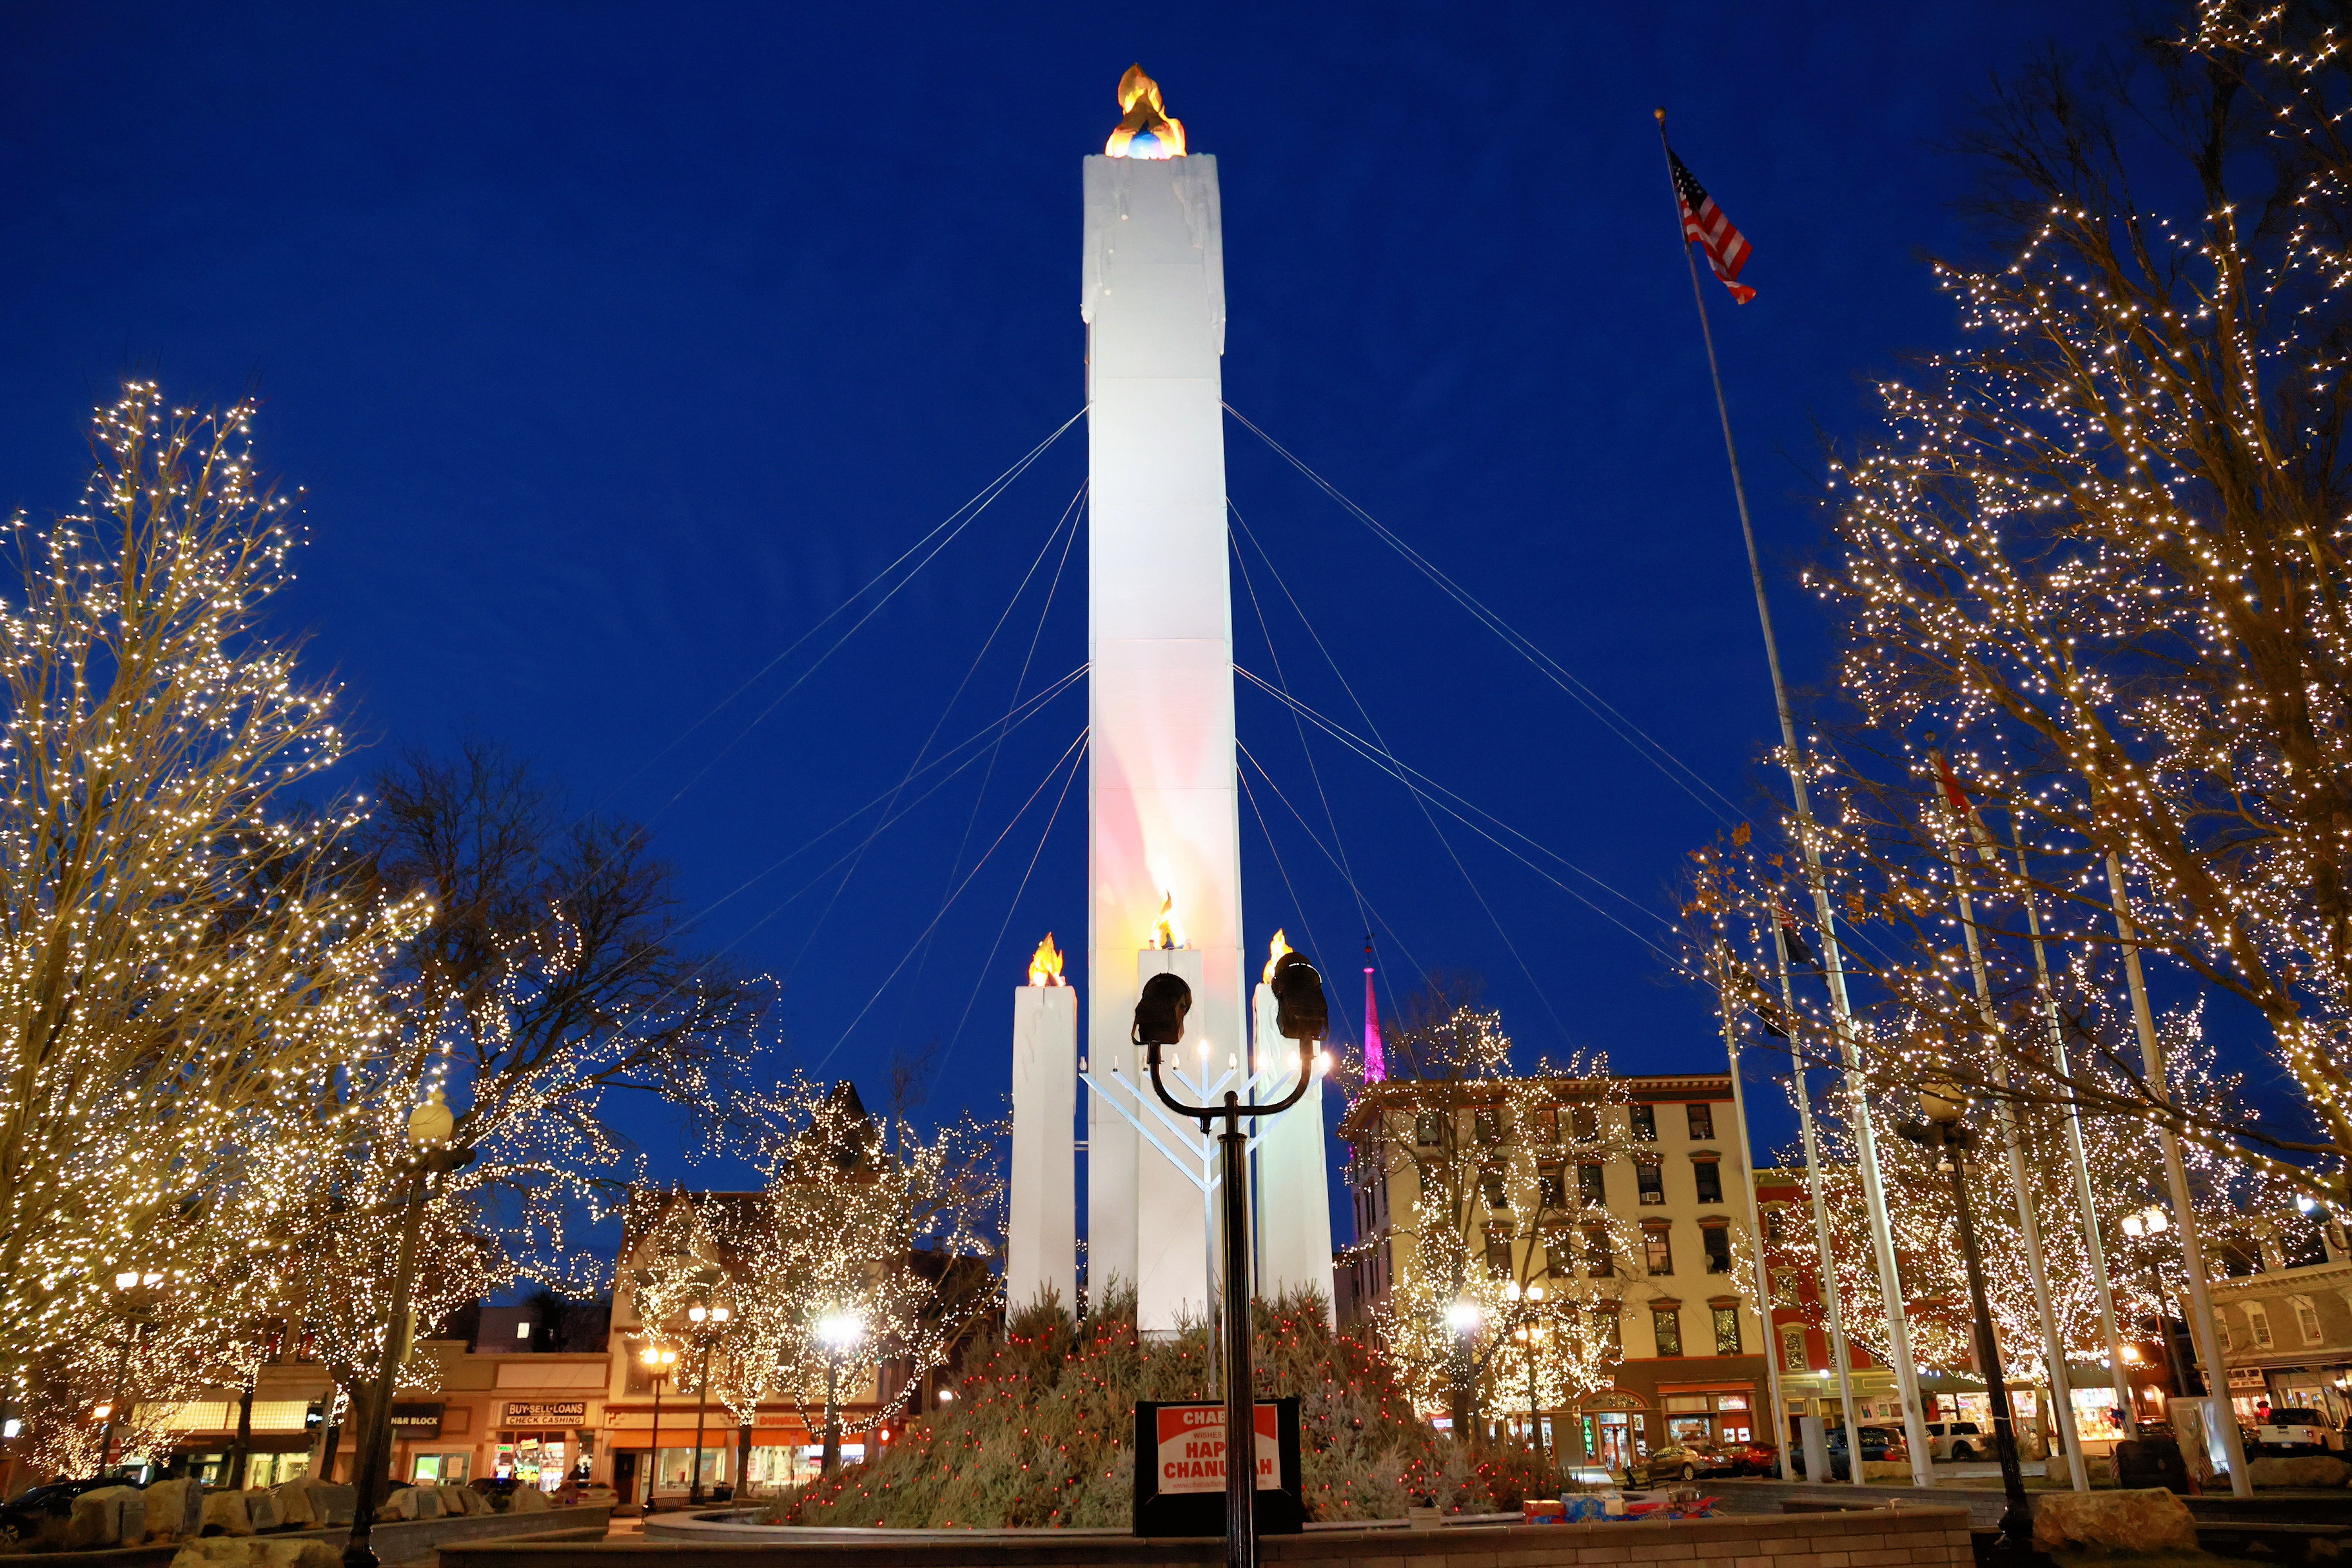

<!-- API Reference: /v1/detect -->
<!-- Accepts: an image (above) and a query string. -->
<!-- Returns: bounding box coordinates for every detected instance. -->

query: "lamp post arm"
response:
[1146,1041,1313,1122]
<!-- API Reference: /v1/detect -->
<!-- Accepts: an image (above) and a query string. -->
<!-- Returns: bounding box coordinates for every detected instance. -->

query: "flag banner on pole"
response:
[1669,147,1756,304]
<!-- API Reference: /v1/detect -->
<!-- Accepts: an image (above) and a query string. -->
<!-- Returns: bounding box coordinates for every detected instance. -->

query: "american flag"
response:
[1669,148,1756,304]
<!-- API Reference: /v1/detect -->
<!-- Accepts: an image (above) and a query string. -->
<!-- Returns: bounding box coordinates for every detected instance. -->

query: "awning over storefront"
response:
[605,1427,811,1449]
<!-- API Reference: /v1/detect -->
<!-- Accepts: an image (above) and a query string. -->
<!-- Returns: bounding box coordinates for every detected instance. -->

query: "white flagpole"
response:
[2014,821,2137,1444]
[1769,914,1862,1485]
[1656,107,1931,1484]
[1712,945,1791,1476]
[2106,852,2252,1496]
[1927,754,2082,1489]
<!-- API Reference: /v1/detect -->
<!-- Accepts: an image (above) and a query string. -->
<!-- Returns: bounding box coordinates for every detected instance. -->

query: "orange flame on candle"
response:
[1105,64,1186,159]
[1150,892,1186,951]
[1027,932,1066,987]
[1261,928,1293,986]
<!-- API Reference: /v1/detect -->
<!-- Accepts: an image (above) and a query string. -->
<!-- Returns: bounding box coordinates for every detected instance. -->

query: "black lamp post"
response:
[94,1270,164,1475]
[343,1090,475,1568]
[685,1289,731,1504]
[1897,1081,2031,1557]
[640,1344,677,1513]
[816,1313,863,1474]
[2120,1207,2186,1398]
[1140,950,1324,1568]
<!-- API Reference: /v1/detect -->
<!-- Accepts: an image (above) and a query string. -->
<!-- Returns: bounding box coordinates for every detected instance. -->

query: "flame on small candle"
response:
[1104,64,1187,159]
[1261,928,1293,985]
[1150,891,1185,950]
[1027,932,1066,987]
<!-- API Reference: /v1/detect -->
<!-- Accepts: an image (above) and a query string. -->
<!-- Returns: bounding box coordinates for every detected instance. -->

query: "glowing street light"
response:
[816,1313,865,1475]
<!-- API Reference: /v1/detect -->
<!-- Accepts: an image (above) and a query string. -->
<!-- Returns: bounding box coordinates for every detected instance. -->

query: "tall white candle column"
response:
[1253,981,1335,1324]
[1009,980,1078,1313]
[1083,147,1243,1337]
[1135,947,1213,1329]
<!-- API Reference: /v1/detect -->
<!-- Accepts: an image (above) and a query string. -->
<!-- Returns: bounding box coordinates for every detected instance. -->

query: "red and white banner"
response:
[1153,1402,1279,1495]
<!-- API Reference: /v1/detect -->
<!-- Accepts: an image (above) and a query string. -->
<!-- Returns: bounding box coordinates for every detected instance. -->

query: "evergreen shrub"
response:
[770,1285,1548,1527]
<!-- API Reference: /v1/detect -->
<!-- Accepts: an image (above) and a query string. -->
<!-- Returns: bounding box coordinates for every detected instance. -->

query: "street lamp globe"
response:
[818,1311,865,1352]
[1446,1300,1482,1335]
[114,1271,139,1291]
[407,1088,455,1148]
[688,1306,707,1324]
[710,1305,730,1323]
[1918,1077,1966,1127]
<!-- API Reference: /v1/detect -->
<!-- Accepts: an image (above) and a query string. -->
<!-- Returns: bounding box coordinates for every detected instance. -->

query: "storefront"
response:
[1571,1391,1648,1472]
[491,1400,596,1492]
[1656,1382,1757,1446]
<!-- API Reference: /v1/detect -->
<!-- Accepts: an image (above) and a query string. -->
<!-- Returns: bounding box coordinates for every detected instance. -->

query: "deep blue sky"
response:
[0,3,2139,1251]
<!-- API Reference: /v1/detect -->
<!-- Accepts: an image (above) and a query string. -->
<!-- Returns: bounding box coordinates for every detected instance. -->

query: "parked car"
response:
[0,1479,127,1544]
[1723,1438,1780,1476]
[1638,1438,1741,1483]
[1794,1425,1908,1481]
[2251,1408,2338,1456]
[1922,1420,1986,1461]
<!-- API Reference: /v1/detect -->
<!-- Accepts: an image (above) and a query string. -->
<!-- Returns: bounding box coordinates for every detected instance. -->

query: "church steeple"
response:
[1362,934,1386,1083]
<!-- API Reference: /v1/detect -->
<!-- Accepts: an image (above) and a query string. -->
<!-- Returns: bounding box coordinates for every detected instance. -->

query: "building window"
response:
[1536,1106,1561,1144]
[1595,1305,1622,1357]
[2216,1311,2232,1351]
[1780,1322,1808,1373]
[1584,1224,1614,1278]
[1480,1166,1509,1208]
[1764,1208,1784,1243]
[1636,1160,1665,1206]
[1712,1303,1741,1355]
[1693,1159,1724,1204]
[1538,1163,1567,1208]
[1687,1103,1715,1141]
[2248,1302,2274,1349]
[1545,1231,1574,1277]
[1645,1224,1674,1275]
[1485,1228,1514,1280]
[1652,1304,1683,1357]
[1631,1104,1658,1142]
[1475,1108,1504,1146]
[1414,1112,1443,1148]
[1571,1105,1600,1141]
[1702,1223,1734,1275]
[2298,1296,2325,1345]
[1580,1163,1607,1205]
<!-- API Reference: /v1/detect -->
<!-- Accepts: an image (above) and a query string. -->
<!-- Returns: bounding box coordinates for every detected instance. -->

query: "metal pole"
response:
[1938,1130,2034,1551]
[1526,1331,1546,1490]
[95,1326,138,1475]
[1219,1107,1259,1568]
[821,1356,841,1475]
[2107,853,2252,1495]
[1932,790,2084,1490]
[645,1374,664,1512]
[1715,945,1792,1476]
[2015,822,2137,1441]
[689,1341,711,1504]
[1656,108,1930,1484]
[342,1170,431,1568]
[1770,919,1863,1484]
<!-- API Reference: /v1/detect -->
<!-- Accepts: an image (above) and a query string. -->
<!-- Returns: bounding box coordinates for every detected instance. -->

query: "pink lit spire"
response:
[1362,934,1386,1083]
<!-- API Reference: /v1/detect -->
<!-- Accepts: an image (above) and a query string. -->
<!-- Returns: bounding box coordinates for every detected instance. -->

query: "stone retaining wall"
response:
[18,1504,609,1568]
[444,1503,1973,1568]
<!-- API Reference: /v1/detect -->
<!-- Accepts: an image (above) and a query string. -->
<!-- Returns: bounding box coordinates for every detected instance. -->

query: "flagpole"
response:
[2106,852,2253,1496]
[2015,820,2139,1445]
[1710,943,1791,1478]
[1654,106,1932,1485]
[1928,754,2084,1491]
[1768,914,1861,1485]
